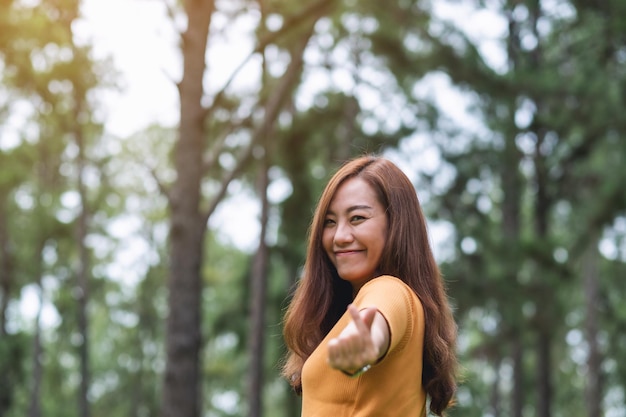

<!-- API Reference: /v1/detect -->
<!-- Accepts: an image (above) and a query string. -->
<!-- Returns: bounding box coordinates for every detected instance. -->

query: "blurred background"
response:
[1,0,625,416]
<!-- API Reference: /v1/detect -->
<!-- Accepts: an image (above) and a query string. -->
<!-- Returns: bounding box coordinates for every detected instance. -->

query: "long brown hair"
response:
[282,155,458,415]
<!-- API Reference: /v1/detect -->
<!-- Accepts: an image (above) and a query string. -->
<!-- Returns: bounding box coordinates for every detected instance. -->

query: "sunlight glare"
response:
[76,0,179,137]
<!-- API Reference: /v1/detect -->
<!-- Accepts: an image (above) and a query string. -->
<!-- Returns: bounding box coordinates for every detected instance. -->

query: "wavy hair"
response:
[281,155,458,415]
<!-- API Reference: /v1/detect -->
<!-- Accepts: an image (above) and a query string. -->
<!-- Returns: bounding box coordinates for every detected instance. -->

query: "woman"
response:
[282,155,458,416]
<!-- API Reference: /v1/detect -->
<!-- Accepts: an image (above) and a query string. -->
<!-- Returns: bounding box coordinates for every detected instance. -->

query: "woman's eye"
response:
[351,215,366,222]
[324,218,336,226]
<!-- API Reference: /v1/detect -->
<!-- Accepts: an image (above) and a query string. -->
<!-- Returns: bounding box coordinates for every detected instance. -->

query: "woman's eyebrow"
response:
[326,204,373,216]
[346,204,373,212]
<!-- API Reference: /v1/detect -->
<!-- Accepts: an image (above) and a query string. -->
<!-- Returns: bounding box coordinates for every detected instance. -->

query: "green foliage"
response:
[417,0,626,415]
[0,332,28,415]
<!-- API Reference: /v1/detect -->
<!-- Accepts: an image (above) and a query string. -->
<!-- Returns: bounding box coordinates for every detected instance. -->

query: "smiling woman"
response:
[282,154,459,416]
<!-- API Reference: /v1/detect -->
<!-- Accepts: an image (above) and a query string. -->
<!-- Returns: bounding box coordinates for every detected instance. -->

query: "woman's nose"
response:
[334,220,354,245]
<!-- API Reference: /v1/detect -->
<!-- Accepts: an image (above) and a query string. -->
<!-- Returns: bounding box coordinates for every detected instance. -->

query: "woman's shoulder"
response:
[362,275,410,291]
[359,275,422,306]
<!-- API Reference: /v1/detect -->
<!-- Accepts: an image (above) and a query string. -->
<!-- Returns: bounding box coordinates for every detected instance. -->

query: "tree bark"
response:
[0,195,15,416]
[28,281,43,417]
[0,195,10,337]
[533,130,553,417]
[247,150,270,417]
[511,336,524,417]
[75,113,91,417]
[162,2,214,417]
[247,9,272,412]
[490,357,502,417]
[528,0,554,413]
[27,233,47,417]
[536,326,552,417]
[501,88,524,416]
[583,242,603,417]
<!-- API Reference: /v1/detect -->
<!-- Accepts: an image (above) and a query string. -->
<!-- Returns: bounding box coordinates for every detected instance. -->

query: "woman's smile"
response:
[335,249,363,255]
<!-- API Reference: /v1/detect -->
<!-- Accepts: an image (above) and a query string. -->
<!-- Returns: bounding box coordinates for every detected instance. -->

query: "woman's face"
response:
[322,177,388,291]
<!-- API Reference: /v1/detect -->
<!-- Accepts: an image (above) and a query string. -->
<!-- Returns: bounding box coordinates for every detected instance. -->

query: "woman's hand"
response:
[327,304,390,375]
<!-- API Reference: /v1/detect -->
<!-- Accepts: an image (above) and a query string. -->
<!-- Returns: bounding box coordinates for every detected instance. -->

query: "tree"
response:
[411,0,626,415]
[160,1,339,416]
[0,1,104,416]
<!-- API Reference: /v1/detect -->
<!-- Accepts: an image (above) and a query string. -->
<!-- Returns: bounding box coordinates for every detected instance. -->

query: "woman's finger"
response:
[348,304,376,335]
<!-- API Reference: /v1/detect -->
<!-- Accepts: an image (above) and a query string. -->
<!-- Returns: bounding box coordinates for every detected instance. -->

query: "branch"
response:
[163,0,179,30]
[569,181,626,261]
[202,22,317,222]
[150,166,171,201]
[202,114,255,176]
[203,145,255,223]
[203,0,338,118]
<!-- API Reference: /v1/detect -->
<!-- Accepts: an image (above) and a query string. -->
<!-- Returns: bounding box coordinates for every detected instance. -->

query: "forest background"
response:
[1,0,625,417]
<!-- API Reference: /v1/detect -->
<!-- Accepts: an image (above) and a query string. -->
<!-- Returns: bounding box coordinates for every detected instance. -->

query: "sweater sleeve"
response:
[353,275,422,354]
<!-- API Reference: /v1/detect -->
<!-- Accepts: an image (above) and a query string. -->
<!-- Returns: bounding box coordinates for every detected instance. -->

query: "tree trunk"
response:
[245,19,319,414]
[536,327,552,417]
[162,2,336,416]
[162,2,214,417]
[490,357,502,417]
[283,261,303,416]
[28,236,46,417]
[534,130,552,417]
[131,328,146,417]
[0,196,10,337]
[502,116,523,417]
[0,194,15,416]
[247,150,270,417]
[528,0,554,412]
[28,282,43,417]
[75,118,91,417]
[511,336,524,417]
[247,17,273,411]
[0,198,13,416]
[583,242,603,417]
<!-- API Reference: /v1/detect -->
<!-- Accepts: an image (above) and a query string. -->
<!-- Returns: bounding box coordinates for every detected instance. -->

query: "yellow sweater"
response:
[301,275,426,417]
